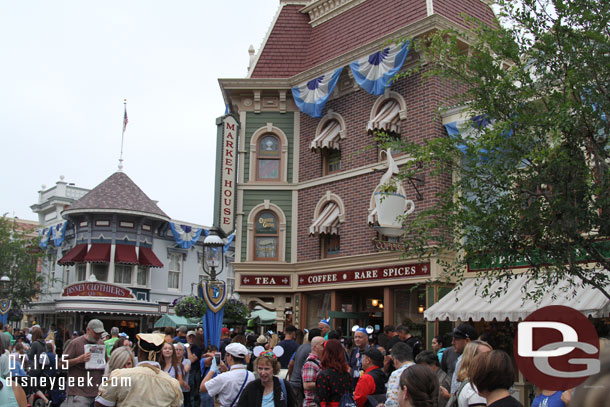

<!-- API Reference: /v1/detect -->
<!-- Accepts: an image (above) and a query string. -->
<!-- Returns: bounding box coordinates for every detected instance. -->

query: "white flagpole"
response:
[118,99,128,171]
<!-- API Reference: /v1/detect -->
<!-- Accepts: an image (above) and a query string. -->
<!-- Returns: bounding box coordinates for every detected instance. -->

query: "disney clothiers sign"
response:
[62,282,135,299]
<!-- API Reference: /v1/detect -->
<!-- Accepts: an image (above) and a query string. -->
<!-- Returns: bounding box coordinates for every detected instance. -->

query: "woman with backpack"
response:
[315,339,353,407]
[237,350,297,407]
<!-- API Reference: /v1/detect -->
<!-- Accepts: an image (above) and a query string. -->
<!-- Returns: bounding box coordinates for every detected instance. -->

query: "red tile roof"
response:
[65,172,169,220]
[250,0,496,79]
[251,5,312,79]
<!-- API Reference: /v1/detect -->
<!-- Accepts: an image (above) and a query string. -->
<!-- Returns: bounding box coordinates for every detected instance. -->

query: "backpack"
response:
[339,392,357,407]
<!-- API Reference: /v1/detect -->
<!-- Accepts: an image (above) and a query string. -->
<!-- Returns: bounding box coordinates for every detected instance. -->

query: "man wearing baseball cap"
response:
[62,319,106,407]
[200,343,254,407]
[447,323,478,394]
[353,347,388,407]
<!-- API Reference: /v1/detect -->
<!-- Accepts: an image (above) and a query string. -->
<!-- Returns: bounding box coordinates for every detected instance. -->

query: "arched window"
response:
[257,134,281,180]
[254,210,279,260]
[367,91,407,138]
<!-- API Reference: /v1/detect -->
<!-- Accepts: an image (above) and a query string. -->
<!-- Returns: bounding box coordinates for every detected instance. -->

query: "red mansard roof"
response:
[250,0,496,79]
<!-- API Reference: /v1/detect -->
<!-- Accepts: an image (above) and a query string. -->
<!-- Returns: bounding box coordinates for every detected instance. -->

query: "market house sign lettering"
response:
[213,114,239,236]
[298,263,430,286]
[241,275,291,286]
[62,282,135,299]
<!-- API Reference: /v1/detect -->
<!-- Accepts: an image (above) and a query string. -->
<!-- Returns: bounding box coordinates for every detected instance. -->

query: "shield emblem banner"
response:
[0,299,11,315]
[200,280,227,313]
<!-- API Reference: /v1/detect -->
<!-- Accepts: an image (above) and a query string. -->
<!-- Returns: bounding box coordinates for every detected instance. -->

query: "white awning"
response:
[311,120,343,150]
[367,99,401,134]
[424,274,610,321]
[309,202,341,235]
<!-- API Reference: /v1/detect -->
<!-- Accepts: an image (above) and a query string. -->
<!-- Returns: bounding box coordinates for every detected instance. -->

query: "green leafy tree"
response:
[0,216,44,308]
[381,0,610,300]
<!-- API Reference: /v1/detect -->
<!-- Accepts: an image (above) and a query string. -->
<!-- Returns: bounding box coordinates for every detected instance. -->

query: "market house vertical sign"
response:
[214,114,239,235]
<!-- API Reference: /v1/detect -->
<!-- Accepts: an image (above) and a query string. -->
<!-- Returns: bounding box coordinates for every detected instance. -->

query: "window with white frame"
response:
[114,264,132,284]
[168,253,182,289]
[76,264,86,281]
[137,267,148,286]
[92,264,108,282]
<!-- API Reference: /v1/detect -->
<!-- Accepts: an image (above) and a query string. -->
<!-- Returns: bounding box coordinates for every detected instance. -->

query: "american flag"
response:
[123,108,128,132]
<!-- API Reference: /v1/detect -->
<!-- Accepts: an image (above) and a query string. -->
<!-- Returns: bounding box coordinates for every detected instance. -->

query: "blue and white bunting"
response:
[39,228,51,249]
[169,222,204,249]
[51,222,67,247]
[349,42,410,95]
[291,67,343,118]
[223,232,235,253]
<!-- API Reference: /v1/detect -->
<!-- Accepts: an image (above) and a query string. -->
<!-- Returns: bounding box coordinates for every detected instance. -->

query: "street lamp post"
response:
[202,230,225,281]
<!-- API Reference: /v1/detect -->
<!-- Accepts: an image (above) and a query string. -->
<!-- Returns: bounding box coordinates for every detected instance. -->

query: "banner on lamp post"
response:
[199,281,227,348]
[0,299,11,325]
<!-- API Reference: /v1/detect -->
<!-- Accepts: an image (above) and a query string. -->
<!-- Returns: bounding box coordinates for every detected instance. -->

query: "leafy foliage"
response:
[0,216,44,308]
[174,296,207,319]
[381,0,610,301]
[224,298,248,322]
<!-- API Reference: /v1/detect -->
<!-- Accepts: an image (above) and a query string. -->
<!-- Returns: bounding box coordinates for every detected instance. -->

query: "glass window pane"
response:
[76,264,86,281]
[168,271,180,289]
[255,237,277,258]
[258,136,280,157]
[137,268,148,286]
[329,151,341,172]
[258,159,280,179]
[114,265,132,284]
[327,235,340,255]
[256,212,278,234]
[92,264,108,282]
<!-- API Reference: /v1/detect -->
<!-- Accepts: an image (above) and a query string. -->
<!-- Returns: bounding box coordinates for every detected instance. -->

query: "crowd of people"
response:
[0,319,608,407]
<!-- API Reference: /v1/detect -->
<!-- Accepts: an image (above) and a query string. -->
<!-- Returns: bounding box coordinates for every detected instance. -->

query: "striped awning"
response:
[139,247,164,268]
[114,244,138,265]
[367,99,401,134]
[311,120,343,150]
[309,202,341,235]
[58,244,88,265]
[424,275,610,321]
[83,244,111,263]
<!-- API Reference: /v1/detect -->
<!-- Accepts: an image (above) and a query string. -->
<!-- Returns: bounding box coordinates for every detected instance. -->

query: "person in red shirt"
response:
[354,347,388,407]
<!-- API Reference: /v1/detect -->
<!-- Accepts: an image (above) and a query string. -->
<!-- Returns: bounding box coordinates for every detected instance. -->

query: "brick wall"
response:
[297,67,458,261]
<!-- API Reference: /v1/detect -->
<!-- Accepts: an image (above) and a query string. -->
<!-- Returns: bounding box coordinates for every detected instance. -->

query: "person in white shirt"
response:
[200,343,254,407]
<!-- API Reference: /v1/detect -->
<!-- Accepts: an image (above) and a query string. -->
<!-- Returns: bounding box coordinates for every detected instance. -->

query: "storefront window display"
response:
[306,292,331,329]
[394,286,426,337]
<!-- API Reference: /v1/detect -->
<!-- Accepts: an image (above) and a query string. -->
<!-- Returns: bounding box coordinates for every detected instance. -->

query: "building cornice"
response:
[220,13,463,105]
[62,208,170,223]
[299,0,368,28]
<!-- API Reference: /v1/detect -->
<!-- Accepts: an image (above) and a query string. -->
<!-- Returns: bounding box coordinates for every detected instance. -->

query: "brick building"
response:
[218,0,495,336]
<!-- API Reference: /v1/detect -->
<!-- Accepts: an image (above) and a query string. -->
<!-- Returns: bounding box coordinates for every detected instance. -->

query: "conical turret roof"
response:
[62,172,170,221]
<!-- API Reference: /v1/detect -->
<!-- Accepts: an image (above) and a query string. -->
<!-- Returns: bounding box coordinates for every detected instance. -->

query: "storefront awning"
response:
[367,99,401,134]
[83,244,111,263]
[309,202,341,235]
[58,244,88,265]
[248,307,277,325]
[424,275,610,321]
[139,247,163,268]
[115,244,138,265]
[311,120,343,150]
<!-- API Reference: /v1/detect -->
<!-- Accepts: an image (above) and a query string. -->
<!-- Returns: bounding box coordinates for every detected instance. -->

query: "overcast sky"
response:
[0,1,280,225]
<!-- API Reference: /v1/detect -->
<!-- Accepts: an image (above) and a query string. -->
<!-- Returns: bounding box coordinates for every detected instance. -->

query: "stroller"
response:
[29,369,67,407]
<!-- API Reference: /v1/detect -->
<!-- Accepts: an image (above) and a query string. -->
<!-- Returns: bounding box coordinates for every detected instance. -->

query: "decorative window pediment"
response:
[367,92,407,135]
[310,192,346,235]
[311,112,347,151]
